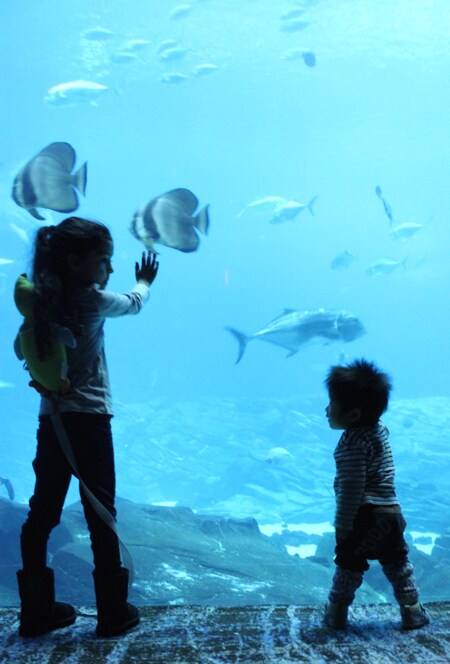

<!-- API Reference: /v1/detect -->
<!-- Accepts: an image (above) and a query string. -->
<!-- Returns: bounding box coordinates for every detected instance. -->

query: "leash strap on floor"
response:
[49,406,134,585]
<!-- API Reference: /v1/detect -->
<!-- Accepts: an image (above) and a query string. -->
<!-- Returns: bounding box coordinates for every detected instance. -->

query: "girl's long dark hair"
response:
[31,217,112,359]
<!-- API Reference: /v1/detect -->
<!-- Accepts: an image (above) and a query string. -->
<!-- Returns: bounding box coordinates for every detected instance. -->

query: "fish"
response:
[160,72,189,84]
[81,27,115,41]
[302,51,316,67]
[192,63,219,77]
[110,51,139,64]
[157,39,179,54]
[0,258,14,265]
[225,308,366,364]
[389,222,424,240]
[280,18,311,32]
[130,188,210,253]
[159,46,188,61]
[270,196,318,223]
[121,39,151,52]
[0,380,14,389]
[0,477,14,501]
[8,222,30,244]
[45,80,109,106]
[366,257,406,276]
[169,4,193,19]
[283,48,316,67]
[237,195,287,219]
[281,8,306,20]
[12,142,87,220]
[330,250,356,271]
[246,195,286,210]
[375,185,395,225]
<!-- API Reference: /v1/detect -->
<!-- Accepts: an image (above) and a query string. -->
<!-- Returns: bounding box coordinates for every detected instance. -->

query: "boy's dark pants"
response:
[21,413,122,575]
[329,504,419,607]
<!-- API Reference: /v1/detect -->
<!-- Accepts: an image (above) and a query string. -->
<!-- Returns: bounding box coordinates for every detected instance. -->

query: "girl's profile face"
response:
[70,239,114,288]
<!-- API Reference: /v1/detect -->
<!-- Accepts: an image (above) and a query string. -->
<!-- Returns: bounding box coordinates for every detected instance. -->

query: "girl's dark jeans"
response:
[21,412,122,575]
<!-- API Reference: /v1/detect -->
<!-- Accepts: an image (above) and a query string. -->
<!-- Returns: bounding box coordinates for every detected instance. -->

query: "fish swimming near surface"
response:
[12,142,87,221]
[280,18,311,32]
[225,308,366,364]
[270,196,318,223]
[45,80,109,106]
[81,27,115,41]
[130,188,210,253]
[169,4,193,20]
[192,63,219,77]
[159,46,188,61]
[160,72,189,84]
[121,39,151,52]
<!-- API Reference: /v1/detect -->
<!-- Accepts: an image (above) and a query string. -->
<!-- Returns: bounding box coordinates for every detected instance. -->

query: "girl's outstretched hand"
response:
[135,251,159,286]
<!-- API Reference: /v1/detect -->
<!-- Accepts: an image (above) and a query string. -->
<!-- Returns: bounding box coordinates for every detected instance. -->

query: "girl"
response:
[15,217,158,637]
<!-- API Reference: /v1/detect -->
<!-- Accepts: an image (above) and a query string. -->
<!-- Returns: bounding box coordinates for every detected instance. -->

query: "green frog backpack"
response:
[14,273,74,396]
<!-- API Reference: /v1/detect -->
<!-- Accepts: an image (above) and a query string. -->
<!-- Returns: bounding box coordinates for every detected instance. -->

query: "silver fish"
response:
[159,46,188,61]
[226,308,365,364]
[81,27,115,41]
[390,223,424,240]
[45,80,109,106]
[121,39,151,52]
[270,196,318,223]
[366,257,406,276]
[280,18,311,32]
[160,72,189,84]
[12,142,87,221]
[110,51,139,64]
[192,63,219,77]
[130,188,209,253]
[169,4,193,19]
[157,39,179,54]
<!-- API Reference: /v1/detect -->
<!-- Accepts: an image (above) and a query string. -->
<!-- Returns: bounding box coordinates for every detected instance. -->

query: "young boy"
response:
[324,358,429,630]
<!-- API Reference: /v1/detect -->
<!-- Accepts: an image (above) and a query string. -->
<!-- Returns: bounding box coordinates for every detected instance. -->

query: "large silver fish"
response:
[45,80,109,106]
[12,142,87,220]
[226,308,365,364]
[270,196,318,223]
[130,188,210,253]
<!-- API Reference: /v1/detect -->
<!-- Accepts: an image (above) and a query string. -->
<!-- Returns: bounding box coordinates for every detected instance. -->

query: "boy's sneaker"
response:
[400,602,430,630]
[324,601,348,629]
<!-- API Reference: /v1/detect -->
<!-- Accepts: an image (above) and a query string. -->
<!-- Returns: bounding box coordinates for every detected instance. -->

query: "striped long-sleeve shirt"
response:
[333,422,399,531]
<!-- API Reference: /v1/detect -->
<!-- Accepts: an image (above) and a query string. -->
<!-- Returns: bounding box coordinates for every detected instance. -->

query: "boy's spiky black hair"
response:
[325,358,392,425]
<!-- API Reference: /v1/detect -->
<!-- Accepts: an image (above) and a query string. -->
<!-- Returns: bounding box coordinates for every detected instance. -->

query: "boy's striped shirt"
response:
[333,422,399,531]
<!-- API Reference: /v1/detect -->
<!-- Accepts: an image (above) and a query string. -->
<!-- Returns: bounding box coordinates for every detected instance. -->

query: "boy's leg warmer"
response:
[381,559,419,606]
[328,566,364,606]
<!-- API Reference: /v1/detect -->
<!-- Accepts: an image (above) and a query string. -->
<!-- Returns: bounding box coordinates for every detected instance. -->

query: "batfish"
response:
[12,142,87,220]
[226,308,365,364]
[130,188,209,253]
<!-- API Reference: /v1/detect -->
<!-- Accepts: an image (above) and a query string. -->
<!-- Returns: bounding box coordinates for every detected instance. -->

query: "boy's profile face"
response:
[326,396,361,430]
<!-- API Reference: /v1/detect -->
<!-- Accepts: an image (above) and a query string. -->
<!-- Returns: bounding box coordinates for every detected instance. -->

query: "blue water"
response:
[1,0,449,577]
